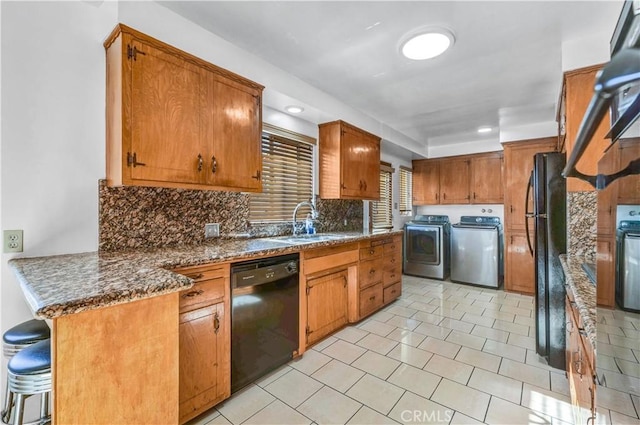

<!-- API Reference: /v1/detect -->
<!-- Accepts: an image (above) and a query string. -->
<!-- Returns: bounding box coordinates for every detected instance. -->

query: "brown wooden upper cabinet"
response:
[104,24,264,192]
[561,64,610,192]
[319,120,381,200]
[412,159,440,205]
[412,151,503,205]
[617,138,640,204]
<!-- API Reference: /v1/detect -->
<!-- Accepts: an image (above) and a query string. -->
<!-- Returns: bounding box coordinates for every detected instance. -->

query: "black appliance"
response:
[403,215,450,280]
[230,253,299,393]
[526,152,567,370]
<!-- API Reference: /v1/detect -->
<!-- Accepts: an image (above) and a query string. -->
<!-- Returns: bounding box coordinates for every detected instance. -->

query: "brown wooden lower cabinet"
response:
[596,236,616,308]
[174,264,230,424]
[179,302,226,423]
[306,269,349,346]
[565,294,596,424]
[504,230,535,295]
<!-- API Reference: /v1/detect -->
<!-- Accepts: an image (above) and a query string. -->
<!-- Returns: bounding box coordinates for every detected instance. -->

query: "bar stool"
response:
[6,339,51,425]
[2,320,50,424]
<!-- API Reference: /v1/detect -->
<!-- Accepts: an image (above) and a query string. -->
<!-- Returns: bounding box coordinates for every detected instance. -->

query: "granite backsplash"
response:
[567,191,597,263]
[98,181,363,251]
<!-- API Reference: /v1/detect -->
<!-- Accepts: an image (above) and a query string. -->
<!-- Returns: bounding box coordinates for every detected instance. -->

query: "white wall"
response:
[415,205,505,226]
[380,144,414,231]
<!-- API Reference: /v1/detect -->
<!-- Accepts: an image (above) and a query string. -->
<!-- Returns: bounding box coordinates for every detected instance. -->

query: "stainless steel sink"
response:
[264,233,352,245]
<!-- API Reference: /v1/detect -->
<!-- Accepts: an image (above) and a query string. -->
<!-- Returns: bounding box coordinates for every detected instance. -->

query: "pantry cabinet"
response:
[502,137,557,294]
[319,120,381,200]
[174,263,230,424]
[105,24,263,192]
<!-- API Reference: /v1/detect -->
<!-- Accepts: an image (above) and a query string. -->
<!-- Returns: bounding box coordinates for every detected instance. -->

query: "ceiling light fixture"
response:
[477,126,492,133]
[400,27,455,60]
[285,105,304,114]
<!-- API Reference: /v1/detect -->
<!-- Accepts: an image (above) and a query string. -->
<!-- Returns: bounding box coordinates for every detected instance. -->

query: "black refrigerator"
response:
[525,152,566,370]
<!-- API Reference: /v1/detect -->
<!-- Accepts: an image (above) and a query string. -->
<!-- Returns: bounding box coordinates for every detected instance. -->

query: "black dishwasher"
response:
[230,253,299,393]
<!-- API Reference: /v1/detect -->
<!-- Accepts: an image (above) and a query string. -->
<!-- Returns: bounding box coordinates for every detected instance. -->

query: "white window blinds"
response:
[399,166,413,214]
[249,128,314,222]
[372,163,393,229]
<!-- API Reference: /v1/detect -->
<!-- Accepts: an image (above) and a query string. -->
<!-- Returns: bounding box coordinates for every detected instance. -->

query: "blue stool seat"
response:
[3,320,49,347]
[8,340,51,375]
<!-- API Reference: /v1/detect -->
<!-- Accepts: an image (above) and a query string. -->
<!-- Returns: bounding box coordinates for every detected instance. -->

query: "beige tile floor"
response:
[595,307,640,425]
[186,276,636,425]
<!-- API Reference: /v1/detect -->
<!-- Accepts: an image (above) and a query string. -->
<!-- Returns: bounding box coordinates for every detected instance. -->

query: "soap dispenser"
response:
[305,213,315,235]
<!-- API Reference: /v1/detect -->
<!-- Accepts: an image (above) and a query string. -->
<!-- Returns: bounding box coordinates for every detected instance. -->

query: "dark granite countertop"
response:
[559,254,597,351]
[9,231,402,319]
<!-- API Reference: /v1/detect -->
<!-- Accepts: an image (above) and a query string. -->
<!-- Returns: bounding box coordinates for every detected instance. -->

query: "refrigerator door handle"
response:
[525,171,535,257]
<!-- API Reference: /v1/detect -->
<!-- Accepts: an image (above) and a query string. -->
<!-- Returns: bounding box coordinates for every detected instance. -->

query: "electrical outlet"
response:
[4,230,23,253]
[204,223,220,238]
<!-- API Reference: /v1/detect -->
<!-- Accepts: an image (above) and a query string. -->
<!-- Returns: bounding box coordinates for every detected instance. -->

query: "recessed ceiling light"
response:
[285,105,304,114]
[478,126,492,133]
[400,28,455,60]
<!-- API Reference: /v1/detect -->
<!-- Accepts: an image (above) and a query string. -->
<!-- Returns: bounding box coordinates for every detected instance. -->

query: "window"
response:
[399,166,413,215]
[249,124,315,222]
[371,162,393,229]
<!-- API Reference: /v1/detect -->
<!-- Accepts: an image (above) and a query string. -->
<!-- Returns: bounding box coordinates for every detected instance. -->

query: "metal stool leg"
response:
[2,378,14,423]
[38,393,49,423]
[11,394,23,425]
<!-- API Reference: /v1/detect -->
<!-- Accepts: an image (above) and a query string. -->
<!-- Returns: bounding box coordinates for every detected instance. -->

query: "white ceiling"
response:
[158,1,623,151]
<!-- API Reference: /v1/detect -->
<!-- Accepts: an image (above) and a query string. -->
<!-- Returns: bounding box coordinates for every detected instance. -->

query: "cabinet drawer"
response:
[179,278,225,312]
[383,268,401,286]
[360,283,383,318]
[359,245,383,260]
[383,282,402,304]
[383,253,401,270]
[175,264,227,282]
[383,237,402,254]
[359,258,383,289]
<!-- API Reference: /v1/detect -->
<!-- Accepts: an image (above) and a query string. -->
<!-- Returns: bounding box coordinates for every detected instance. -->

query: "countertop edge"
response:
[9,231,403,319]
[559,254,597,351]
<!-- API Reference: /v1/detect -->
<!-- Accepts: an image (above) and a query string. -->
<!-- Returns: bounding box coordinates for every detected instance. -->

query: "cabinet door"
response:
[341,128,380,199]
[505,232,535,295]
[597,237,615,308]
[617,139,640,204]
[306,270,348,346]
[471,154,503,204]
[179,303,226,423]
[130,40,205,185]
[597,146,619,236]
[412,160,440,205]
[203,73,262,191]
[440,158,470,204]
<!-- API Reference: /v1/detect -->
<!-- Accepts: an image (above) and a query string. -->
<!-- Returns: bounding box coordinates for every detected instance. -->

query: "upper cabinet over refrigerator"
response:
[562,0,640,190]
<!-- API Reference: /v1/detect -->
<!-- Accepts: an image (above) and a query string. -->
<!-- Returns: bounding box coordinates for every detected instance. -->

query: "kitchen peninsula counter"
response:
[9,230,403,425]
[9,231,402,319]
[559,254,596,350]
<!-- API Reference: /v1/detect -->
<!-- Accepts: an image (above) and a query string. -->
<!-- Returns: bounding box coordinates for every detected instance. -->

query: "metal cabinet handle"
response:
[443,193,446,200]
[127,152,146,167]
[369,249,375,255]
[197,154,203,172]
[182,289,204,299]
[391,289,397,294]
[436,193,439,201]
[390,274,396,279]
[369,269,376,275]
[187,273,204,280]
[211,156,218,173]
[252,170,261,180]
[213,312,220,334]
[369,295,376,301]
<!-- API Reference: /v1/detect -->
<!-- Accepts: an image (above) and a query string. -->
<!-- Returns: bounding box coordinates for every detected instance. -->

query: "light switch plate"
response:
[205,223,220,238]
[4,230,23,253]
